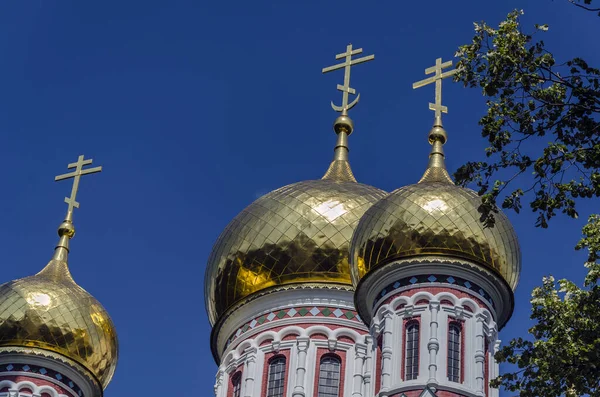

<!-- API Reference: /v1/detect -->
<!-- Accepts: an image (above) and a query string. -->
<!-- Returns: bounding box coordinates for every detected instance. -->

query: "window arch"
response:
[448,322,462,382]
[405,321,420,380]
[266,356,286,397]
[231,372,242,397]
[317,355,341,397]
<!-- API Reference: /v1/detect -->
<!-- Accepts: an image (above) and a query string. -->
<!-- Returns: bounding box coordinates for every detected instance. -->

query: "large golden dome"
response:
[0,222,118,389]
[350,127,521,290]
[205,122,386,325]
[205,177,386,325]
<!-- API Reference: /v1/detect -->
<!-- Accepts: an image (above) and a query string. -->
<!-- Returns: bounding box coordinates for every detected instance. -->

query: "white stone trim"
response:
[291,337,309,397]
[355,258,514,327]
[0,380,69,397]
[0,354,95,397]
[216,319,372,397]
[369,288,502,397]
[215,288,357,358]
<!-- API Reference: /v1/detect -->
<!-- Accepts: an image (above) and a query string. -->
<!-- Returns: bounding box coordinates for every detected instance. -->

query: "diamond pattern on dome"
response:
[350,181,521,290]
[0,267,118,388]
[205,179,386,324]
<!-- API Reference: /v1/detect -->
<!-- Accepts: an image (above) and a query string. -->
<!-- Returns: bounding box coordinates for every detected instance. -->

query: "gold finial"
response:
[413,57,457,184]
[51,155,102,259]
[321,44,374,182]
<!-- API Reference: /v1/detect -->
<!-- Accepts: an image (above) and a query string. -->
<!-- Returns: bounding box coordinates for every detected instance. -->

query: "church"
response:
[0,44,520,397]
[204,45,521,397]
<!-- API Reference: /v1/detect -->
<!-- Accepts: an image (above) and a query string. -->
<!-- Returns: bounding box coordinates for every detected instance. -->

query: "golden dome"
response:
[205,178,386,325]
[205,122,386,325]
[350,127,521,290]
[0,222,118,389]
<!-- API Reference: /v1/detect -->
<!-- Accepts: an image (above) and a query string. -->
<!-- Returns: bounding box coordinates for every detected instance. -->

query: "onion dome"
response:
[205,114,386,325]
[0,155,117,391]
[350,121,521,291]
[0,215,118,389]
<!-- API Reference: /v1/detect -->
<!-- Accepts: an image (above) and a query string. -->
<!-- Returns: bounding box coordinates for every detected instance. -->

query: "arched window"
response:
[317,355,341,397]
[405,322,420,380]
[266,356,286,397]
[231,372,242,397]
[448,323,461,382]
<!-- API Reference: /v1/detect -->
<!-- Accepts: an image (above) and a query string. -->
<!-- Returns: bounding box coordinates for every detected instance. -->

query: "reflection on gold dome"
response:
[0,258,118,388]
[205,178,386,325]
[350,132,521,290]
[351,182,521,289]
[26,292,52,307]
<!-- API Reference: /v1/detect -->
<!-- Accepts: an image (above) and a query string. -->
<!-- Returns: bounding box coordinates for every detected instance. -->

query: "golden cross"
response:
[322,44,374,114]
[413,57,458,120]
[55,155,102,214]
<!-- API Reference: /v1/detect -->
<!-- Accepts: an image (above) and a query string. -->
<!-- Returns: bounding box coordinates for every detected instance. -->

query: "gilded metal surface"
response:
[322,158,356,182]
[0,259,118,388]
[55,155,102,215]
[350,179,521,290]
[412,57,458,120]
[322,43,374,113]
[349,60,520,291]
[205,179,386,325]
[0,156,117,388]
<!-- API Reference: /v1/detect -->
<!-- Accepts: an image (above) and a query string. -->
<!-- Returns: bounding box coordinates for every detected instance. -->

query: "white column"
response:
[380,309,393,391]
[474,313,486,396]
[243,348,257,397]
[214,369,225,397]
[490,339,501,397]
[352,343,367,397]
[363,336,373,397]
[292,337,310,397]
[427,300,440,386]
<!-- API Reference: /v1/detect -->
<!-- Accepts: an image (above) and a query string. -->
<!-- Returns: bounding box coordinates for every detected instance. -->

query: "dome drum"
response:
[0,347,104,397]
[210,283,357,363]
[354,256,515,328]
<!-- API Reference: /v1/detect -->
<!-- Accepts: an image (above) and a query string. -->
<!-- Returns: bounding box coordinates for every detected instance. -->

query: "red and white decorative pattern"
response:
[226,306,362,347]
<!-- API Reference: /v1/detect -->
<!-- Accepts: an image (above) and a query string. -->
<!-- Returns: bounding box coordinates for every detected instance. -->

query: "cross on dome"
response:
[55,154,103,218]
[413,57,458,124]
[322,43,374,115]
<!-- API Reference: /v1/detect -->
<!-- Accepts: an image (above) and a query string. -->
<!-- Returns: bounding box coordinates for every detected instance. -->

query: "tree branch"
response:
[568,0,600,12]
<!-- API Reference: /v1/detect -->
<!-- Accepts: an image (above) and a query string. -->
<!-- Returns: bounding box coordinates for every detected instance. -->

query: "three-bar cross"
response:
[55,155,102,214]
[322,44,374,114]
[412,57,458,120]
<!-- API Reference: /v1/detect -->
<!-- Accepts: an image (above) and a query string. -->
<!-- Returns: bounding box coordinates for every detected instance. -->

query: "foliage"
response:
[454,9,600,397]
[454,9,600,230]
[568,0,600,15]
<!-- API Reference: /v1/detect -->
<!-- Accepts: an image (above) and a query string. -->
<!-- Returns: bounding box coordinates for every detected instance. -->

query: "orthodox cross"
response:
[412,57,458,120]
[55,155,102,214]
[322,44,374,114]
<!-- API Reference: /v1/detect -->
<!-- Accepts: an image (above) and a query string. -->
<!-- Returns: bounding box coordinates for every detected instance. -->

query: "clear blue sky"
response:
[0,1,597,396]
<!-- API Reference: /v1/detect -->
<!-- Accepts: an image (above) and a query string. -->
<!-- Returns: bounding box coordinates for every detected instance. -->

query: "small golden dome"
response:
[205,178,386,324]
[0,225,118,389]
[350,128,521,290]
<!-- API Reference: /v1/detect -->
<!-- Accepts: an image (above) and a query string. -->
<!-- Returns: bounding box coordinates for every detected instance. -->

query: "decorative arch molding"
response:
[374,291,497,333]
[215,323,373,397]
[230,324,367,358]
[365,285,501,397]
[0,379,70,397]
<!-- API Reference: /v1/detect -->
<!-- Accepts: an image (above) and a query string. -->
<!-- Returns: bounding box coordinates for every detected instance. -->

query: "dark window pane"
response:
[267,357,286,397]
[405,323,420,380]
[318,356,341,397]
[232,373,242,397]
[448,324,461,382]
